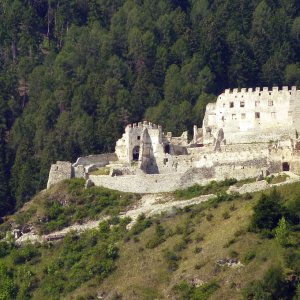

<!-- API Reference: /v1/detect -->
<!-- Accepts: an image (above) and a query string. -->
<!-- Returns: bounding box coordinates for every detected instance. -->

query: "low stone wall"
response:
[89,158,271,193]
[89,173,188,193]
[73,153,117,167]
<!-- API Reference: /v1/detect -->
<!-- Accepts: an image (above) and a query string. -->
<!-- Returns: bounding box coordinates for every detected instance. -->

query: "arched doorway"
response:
[132,146,140,161]
[282,162,290,172]
[164,144,170,154]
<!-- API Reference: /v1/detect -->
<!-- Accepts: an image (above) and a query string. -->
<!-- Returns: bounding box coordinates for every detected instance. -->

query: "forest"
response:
[1,0,300,215]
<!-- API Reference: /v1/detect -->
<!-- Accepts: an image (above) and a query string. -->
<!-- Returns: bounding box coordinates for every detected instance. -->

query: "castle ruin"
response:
[47,86,300,193]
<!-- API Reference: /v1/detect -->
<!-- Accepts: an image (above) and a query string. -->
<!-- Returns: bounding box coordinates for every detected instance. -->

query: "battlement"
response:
[224,86,299,95]
[125,121,161,131]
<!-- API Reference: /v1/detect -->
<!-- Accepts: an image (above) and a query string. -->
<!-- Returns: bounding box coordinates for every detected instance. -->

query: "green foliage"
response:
[174,281,219,300]
[243,250,256,263]
[173,178,238,200]
[0,263,17,300]
[250,189,286,234]
[163,250,181,272]
[243,266,296,300]
[130,214,152,236]
[146,223,166,249]
[0,242,11,258]
[11,244,40,265]
[36,180,139,234]
[274,217,290,246]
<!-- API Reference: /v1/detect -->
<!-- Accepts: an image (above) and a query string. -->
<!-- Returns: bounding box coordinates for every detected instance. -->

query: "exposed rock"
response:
[47,161,72,189]
[217,258,243,268]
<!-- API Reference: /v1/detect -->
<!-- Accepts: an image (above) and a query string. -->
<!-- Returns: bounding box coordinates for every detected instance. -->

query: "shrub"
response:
[174,281,219,300]
[11,244,40,265]
[173,240,188,252]
[173,179,238,200]
[274,217,290,246]
[244,192,253,200]
[243,250,256,263]
[224,238,237,248]
[194,246,202,254]
[222,211,230,219]
[130,214,152,235]
[0,264,17,299]
[106,243,119,259]
[229,250,239,258]
[243,266,296,299]
[195,233,205,243]
[146,224,165,249]
[250,189,286,233]
[206,213,213,221]
[0,241,11,258]
[163,250,181,271]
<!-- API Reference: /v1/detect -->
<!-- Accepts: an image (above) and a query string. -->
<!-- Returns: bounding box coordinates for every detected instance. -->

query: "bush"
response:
[229,250,239,258]
[250,189,286,233]
[11,245,40,265]
[195,233,205,243]
[163,250,181,271]
[173,179,238,200]
[222,211,230,219]
[146,224,165,249]
[243,266,296,299]
[243,250,256,263]
[244,192,253,200]
[0,264,17,299]
[130,214,152,235]
[206,213,213,221]
[173,240,187,252]
[174,281,219,300]
[0,241,11,258]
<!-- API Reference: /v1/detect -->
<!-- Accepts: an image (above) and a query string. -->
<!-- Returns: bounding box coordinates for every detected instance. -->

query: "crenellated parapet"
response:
[224,86,299,95]
[125,121,161,131]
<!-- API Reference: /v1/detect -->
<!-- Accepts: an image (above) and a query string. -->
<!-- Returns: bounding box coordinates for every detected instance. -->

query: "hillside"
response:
[0,177,300,299]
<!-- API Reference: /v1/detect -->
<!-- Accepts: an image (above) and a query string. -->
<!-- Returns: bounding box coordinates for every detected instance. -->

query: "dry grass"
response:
[67,189,286,299]
[89,167,110,175]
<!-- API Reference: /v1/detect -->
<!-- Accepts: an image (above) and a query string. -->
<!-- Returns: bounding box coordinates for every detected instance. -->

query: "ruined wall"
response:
[47,161,72,189]
[203,86,300,145]
[73,153,117,167]
[88,157,270,193]
[115,121,164,163]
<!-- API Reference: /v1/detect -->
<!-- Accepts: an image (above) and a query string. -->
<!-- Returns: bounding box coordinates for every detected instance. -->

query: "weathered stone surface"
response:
[47,161,72,189]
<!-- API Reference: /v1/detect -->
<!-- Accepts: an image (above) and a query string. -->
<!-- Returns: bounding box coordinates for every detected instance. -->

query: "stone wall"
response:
[72,153,117,167]
[47,161,72,189]
[203,86,300,145]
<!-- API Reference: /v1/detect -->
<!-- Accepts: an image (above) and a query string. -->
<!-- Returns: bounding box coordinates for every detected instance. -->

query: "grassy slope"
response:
[67,183,300,299]
[1,180,299,299]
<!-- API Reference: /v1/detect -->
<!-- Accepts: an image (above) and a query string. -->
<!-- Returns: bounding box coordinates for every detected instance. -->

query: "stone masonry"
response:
[47,86,300,193]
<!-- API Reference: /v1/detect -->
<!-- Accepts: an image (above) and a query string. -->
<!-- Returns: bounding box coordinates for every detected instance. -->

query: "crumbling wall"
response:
[73,153,117,167]
[47,161,72,189]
